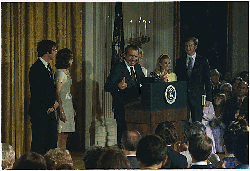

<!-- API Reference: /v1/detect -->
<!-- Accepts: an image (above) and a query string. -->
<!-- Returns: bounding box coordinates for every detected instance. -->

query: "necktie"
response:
[48,63,53,77]
[187,57,193,77]
[130,67,136,86]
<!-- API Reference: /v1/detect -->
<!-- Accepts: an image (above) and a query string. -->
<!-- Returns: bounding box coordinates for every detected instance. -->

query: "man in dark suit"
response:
[175,37,212,125]
[189,133,212,169]
[121,131,141,169]
[104,45,145,147]
[155,121,188,169]
[28,40,59,155]
[222,81,249,126]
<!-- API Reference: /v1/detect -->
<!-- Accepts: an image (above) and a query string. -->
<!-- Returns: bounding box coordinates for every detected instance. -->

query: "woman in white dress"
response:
[55,48,76,149]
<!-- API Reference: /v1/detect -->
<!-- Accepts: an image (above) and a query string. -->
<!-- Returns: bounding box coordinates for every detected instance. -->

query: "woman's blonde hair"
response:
[154,54,172,74]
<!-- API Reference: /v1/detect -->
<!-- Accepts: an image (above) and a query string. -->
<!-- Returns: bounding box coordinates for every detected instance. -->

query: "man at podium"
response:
[104,45,145,147]
[175,37,212,126]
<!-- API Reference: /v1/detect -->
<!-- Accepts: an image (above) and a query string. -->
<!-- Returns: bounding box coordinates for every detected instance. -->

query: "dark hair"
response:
[83,146,105,169]
[223,123,240,154]
[55,163,74,170]
[188,133,212,162]
[55,48,73,69]
[136,135,168,167]
[155,121,178,145]
[184,37,198,46]
[97,147,131,169]
[125,44,139,55]
[13,151,47,170]
[231,77,243,85]
[37,40,56,57]
[185,121,206,141]
[121,131,141,151]
[234,130,249,164]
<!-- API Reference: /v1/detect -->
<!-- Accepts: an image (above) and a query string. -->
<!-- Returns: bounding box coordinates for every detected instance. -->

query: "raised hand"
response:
[118,77,127,90]
[160,69,168,82]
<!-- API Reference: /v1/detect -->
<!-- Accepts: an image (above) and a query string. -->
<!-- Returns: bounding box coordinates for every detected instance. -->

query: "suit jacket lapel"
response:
[121,61,133,85]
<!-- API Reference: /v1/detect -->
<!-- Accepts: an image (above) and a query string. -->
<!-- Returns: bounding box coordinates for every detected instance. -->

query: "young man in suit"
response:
[175,37,212,126]
[104,45,145,147]
[155,121,188,169]
[189,133,213,169]
[28,40,59,155]
[121,131,141,169]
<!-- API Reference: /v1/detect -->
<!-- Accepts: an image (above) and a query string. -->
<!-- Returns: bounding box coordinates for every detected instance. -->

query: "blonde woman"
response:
[154,54,177,82]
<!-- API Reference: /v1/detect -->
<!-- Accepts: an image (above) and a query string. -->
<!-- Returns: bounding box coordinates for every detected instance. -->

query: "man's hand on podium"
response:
[118,77,127,90]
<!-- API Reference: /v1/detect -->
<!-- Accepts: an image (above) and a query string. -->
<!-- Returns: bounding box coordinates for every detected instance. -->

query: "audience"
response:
[155,121,188,168]
[211,93,227,153]
[220,82,232,100]
[97,147,131,169]
[222,81,248,127]
[180,121,220,168]
[44,148,73,169]
[189,133,213,169]
[231,77,243,97]
[82,145,105,169]
[211,68,222,98]
[136,135,168,169]
[13,151,47,170]
[121,131,141,169]
[1,143,15,170]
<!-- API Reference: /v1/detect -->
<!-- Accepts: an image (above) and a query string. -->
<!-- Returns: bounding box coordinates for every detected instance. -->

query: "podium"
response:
[125,81,187,142]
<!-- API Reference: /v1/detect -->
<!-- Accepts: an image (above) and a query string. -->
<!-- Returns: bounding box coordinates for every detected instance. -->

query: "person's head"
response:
[137,48,143,64]
[37,40,57,59]
[124,44,139,66]
[188,133,212,162]
[44,148,73,169]
[220,83,232,99]
[213,93,226,107]
[82,146,105,169]
[136,135,168,168]
[55,163,74,170]
[55,48,74,69]
[155,54,172,74]
[237,81,248,98]
[1,143,15,170]
[121,131,141,152]
[224,71,232,83]
[13,151,47,170]
[184,121,206,141]
[97,147,131,169]
[211,69,220,84]
[185,37,198,56]
[231,77,243,92]
[155,121,178,145]
[234,129,249,164]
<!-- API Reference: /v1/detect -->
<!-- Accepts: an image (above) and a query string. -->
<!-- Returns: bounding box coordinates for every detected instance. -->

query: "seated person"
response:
[181,121,220,168]
[153,54,177,82]
[1,143,15,170]
[82,146,105,169]
[189,133,213,169]
[13,151,47,170]
[136,135,168,169]
[220,82,232,100]
[155,121,188,168]
[97,147,131,169]
[231,77,243,97]
[44,148,73,169]
[211,68,222,98]
[121,131,141,169]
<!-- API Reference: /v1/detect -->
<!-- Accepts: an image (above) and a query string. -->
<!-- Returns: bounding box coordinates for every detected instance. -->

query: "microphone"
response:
[150,72,161,80]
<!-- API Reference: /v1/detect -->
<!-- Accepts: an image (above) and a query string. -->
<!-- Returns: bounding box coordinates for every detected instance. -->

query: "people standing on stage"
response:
[175,37,212,125]
[137,48,147,76]
[104,44,145,147]
[28,40,59,155]
[54,48,76,150]
[154,54,177,82]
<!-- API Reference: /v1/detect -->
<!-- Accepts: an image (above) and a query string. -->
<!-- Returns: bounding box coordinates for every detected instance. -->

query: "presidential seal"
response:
[165,85,176,104]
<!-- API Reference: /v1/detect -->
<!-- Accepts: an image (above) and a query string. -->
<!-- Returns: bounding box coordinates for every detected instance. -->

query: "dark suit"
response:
[127,156,140,169]
[28,58,57,155]
[162,146,188,169]
[104,60,145,146]
[190,164,209,169]
[175,54,212,123]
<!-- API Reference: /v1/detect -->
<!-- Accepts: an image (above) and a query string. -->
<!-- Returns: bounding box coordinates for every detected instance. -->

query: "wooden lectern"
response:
[125,81,187,142]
